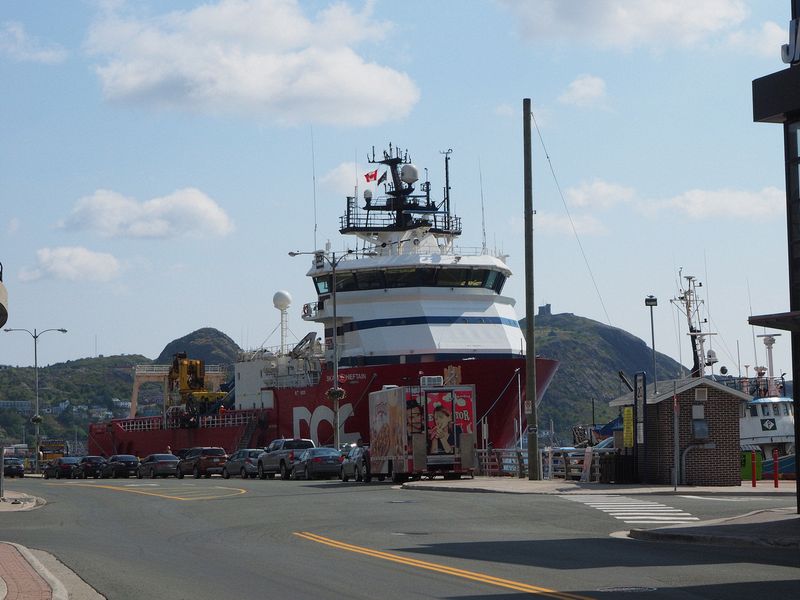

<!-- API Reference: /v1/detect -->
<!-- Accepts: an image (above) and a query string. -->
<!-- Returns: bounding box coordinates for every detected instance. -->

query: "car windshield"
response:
[116,455,138,461]
[4,458,22,465]
[62,457,80,464]
[203,448,226,456]
[86,457,105,463]
[154,454,177,460]
[310,448,341,457]
[285,440,314,450]
[247,451,261,458]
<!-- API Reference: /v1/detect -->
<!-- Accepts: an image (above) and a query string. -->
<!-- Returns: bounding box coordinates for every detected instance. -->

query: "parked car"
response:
[99,455,140,478]
[340,445,370,482]
[174,448,190,460]
[291,447,344,480]
[42,457,80,479]
[3,457,25,478]
[71,456,106,479]
[176,447,227,478]
[257,438,315,480]
[137,454,179,478]
[223,449,262,479]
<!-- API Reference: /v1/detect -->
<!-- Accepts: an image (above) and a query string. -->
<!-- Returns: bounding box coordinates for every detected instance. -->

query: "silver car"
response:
[137,454,179,478]
[223,449,262,479]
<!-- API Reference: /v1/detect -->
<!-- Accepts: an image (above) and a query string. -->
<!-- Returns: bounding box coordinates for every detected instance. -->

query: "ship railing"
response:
[717,375,787,398]
[112,409,263,432]
[134,365,171,374]
[114,416,164,432]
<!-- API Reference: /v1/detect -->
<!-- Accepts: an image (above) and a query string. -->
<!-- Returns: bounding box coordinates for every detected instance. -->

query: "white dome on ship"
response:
[401,164,419,184]
[273,290,292,310]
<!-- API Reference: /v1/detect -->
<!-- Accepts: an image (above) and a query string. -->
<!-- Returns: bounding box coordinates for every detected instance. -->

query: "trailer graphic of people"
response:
[426,393,461,454]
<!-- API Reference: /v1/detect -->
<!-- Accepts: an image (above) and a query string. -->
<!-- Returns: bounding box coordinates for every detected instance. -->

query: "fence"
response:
[476,447,618,482]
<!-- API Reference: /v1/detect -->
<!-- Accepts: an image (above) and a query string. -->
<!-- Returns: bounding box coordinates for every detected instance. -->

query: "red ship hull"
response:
[89,357,557,458]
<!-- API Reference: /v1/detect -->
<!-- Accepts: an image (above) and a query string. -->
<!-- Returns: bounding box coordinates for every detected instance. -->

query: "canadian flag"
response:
[364,169,378,183]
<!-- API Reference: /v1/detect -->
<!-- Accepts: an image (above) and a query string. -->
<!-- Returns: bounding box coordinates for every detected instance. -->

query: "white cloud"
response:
[86,0,420,125]
[6,217,20,235]
[60,188,234,239]
[19,247,120,282]
[501,0,748,50]
[0,21,68,64]
[726,21,785,59]
[566,180,635,209]
[654,186,784,220]
[534,212,609,236]
[558,75,607,108]
[322,161,389,197]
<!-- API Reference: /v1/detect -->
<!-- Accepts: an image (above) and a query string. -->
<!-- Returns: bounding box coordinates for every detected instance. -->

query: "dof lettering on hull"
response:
[293,404,361,446]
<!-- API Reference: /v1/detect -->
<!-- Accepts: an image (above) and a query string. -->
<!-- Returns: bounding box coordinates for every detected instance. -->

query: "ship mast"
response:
[672,272,716,377]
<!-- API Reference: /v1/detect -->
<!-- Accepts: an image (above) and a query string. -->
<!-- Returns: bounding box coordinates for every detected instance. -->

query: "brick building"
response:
[610,378,750,486]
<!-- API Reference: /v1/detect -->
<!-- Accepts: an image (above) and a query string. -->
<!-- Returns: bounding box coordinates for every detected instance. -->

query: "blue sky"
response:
[0,0,795,382]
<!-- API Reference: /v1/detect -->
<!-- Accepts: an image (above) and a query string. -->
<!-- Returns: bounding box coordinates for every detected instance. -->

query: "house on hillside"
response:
[610,378,749,486]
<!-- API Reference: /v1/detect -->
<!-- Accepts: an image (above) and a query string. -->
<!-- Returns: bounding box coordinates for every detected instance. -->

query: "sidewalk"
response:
[402,476,800,549]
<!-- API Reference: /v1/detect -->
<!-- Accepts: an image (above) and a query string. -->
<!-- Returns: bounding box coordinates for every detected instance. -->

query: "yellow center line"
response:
[47,482,247,501]
[294,532,594,600]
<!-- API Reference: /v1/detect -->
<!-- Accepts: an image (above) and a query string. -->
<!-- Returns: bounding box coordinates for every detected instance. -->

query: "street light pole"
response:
[289,250,350,449]
[645,296,658,394]
[4,327,67,473]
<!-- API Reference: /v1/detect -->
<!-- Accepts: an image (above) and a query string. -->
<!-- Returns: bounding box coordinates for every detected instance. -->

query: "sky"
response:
[0,0,796,383]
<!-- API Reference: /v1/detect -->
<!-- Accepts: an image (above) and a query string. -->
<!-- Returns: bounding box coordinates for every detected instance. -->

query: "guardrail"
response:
[476,447,618,482]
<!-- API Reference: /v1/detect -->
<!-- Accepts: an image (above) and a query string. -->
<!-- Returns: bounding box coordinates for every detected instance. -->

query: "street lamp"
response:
[4,327,67,473]
[289,249,351,449]
[644,296,658,394]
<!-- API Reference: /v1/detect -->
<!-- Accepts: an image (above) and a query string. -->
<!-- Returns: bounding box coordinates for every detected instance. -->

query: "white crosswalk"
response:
[563,494,700,525]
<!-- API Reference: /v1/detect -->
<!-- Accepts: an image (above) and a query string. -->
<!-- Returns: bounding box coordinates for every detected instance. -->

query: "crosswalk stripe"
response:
[563,494,699,526]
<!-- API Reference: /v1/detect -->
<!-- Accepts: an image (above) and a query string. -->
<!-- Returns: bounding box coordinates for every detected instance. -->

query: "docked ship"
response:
[89,145,558,457]
[675,273,795,457]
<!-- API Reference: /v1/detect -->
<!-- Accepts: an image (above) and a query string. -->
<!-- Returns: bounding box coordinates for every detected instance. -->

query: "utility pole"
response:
[523,98,540,480]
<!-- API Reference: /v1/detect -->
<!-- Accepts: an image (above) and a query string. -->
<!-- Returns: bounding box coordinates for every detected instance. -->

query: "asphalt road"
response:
[1,477,798,599]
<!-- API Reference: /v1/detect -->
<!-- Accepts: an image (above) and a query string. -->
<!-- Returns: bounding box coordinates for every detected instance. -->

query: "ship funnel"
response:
[401,164,419,184]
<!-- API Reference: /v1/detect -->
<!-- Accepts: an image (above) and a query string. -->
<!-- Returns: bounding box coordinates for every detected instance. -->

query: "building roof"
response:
[609,377,752,408]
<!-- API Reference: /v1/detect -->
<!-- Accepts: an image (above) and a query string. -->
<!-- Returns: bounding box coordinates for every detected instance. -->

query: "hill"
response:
[155,327,241,366]
[528,306,685,444]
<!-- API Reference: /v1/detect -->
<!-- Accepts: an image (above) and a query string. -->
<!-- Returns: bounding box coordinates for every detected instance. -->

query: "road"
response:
[1,477,797,599]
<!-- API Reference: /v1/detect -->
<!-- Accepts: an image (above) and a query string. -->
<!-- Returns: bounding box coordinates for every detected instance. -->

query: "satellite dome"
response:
[273,290,292,310]
[401,164,419,184]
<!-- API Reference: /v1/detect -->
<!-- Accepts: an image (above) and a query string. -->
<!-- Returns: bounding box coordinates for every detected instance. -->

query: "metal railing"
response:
[476,447,617,482]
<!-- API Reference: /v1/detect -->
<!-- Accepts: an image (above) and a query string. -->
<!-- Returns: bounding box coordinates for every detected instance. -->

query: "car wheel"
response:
[257,463,267,480]
[19,473,24,478]
[137,470,143,479]
[280,462,290,480]
[223,468,230,479]
[150,468,157,479]
[193,466,200,479]
[176,468,184,479]
[240,468,247,479]
[204,472,211,478]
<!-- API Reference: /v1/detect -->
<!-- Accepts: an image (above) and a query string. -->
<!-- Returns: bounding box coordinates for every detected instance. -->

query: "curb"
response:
[0,542,68,600]
[627,528,800,549]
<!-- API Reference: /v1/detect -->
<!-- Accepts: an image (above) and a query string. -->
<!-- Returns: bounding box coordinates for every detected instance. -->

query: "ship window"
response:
[417,268,437,286]
[761,404,771,417]
[385,268,420,288]
[784,403,791,416]
[465,269,487,287]
[314,275,331,295]
[749,405,758,417]
[355,270,385,290]
[437,268,470,287]
[335,271,358,292]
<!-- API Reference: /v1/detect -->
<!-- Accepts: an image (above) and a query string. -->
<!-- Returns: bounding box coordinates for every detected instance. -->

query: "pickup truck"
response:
[257,438,315,480]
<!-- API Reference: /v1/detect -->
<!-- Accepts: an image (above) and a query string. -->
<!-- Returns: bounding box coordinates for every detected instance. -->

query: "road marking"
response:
[294,531,594,599]
[563,495,699,525]
[47,482,246,501]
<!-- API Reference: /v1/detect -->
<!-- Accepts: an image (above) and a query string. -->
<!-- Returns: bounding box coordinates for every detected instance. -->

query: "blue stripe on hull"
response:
[339,353,523,367]
[328,315,521,336]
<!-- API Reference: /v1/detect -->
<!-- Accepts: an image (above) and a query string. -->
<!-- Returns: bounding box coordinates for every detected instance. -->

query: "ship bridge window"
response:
[749,405,758,417]
[436,268,470,287]
[761,404,771,417]
[384,268,421,288]
[335,272,358,292]
[355,270,385,290]
[314,275,331,295]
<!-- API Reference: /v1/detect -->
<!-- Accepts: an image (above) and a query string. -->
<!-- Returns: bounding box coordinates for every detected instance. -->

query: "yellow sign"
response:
[623,406,634,448]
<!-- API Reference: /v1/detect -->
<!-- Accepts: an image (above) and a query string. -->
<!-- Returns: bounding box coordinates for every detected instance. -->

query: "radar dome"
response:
[273,290,292,310]
[401,164,419,184]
